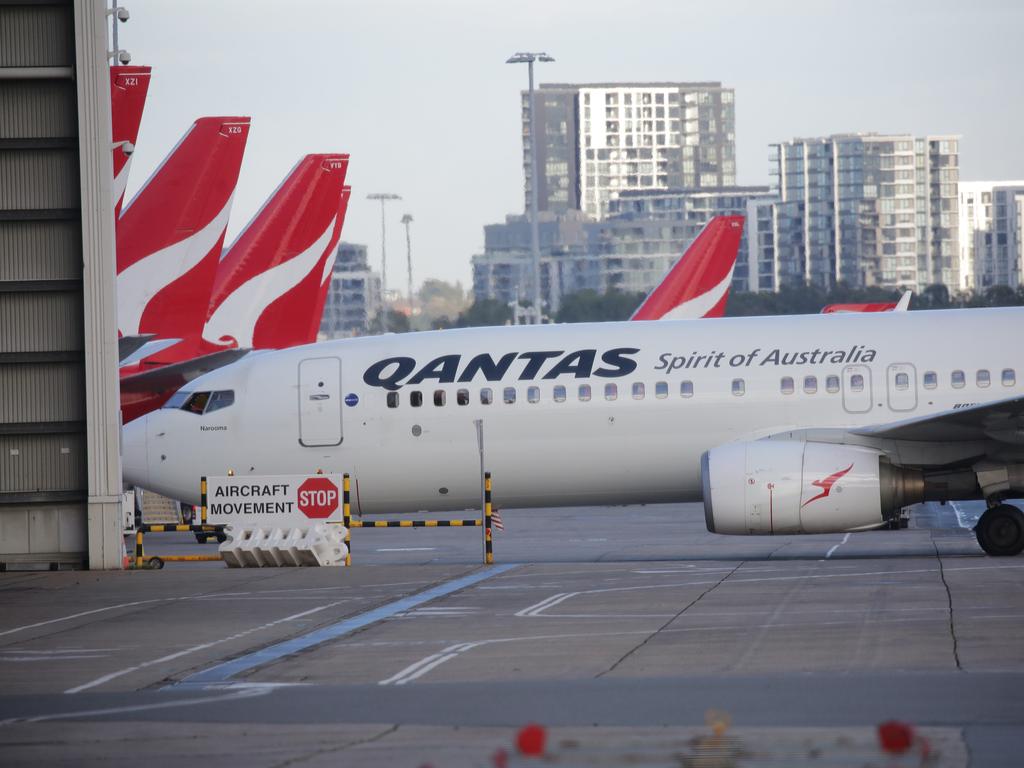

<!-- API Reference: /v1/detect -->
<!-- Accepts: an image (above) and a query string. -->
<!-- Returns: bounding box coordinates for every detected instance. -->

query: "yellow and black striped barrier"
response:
[350,519,482,528]
[130,521,227,569]
[341,471,495,566]
[343,473,351,566]
[484,471,493,565]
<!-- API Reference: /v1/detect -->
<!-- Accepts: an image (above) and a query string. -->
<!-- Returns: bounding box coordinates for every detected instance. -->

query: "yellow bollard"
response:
[484,472,493,565]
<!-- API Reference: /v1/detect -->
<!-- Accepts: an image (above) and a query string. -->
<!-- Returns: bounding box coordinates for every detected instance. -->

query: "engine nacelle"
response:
[701,440,923,535]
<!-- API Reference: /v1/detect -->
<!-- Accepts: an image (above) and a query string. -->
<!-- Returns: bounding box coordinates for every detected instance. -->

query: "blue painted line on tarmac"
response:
[175,564,517,687]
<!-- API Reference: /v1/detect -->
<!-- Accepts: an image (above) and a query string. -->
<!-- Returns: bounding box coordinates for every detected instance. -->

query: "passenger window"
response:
[803,376,817,394]
[527,386,540,403]
[410,390,423,407]
[895,372,909,390]
[826,375,840,394]
[850,374,864,392]
[1003,369,1016,387]
[605,383,618,401]
[578,384,592,402]
[480,388,493,405]
[434,390,446,406]
[732,378,745,396]
[386,392,399,408]
[503,387,516,404]
[163,390,191,409]
[977,369,990,388]
[456,389,469,406]
[680,380,694,398]
[780,377,794,395]
[951,370,965,389]
[184,391,211,414]
[632,382,645,400]
[655,381,668,399]
[553,385,566,402]
[923,371,937,389]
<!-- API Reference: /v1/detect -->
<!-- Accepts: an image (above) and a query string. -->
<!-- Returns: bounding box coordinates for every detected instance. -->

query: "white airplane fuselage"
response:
[122,309,1022,515]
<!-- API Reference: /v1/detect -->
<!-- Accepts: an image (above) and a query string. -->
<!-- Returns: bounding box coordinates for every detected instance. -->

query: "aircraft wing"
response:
[850,395,1024,444]
[119,349,249,394]
[118,334,155,362]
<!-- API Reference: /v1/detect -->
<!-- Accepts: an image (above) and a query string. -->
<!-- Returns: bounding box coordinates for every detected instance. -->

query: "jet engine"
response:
[701,441,924,535]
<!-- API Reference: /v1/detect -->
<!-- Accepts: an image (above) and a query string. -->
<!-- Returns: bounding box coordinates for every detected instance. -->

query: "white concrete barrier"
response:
[219,524,347,567]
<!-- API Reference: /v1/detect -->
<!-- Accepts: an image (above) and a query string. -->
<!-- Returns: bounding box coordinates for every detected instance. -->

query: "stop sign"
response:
[296,476,340,519]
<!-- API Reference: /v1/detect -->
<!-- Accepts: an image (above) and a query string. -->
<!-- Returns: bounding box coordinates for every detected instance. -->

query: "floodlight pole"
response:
[401,213,414,317]
[507,52,554,324]
[367,192,401,332]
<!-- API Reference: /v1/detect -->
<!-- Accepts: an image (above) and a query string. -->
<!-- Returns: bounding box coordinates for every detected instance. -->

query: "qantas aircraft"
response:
[122,307,1024,556]
[822,292,912,314]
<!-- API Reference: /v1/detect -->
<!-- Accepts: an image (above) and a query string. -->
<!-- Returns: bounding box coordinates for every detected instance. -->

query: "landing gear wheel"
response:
[975,504,1024,556]
[195,533,209,543]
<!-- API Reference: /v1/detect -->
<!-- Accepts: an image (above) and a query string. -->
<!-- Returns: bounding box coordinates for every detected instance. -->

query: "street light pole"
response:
[401,213,414,319]
[367,192,401,332]
[506,51,554,324]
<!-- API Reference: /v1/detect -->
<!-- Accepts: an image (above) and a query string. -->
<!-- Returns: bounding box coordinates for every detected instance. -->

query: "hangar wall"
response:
[0,0,123,569]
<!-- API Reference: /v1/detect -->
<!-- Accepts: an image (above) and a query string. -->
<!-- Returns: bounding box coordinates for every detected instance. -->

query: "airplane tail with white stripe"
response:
[201,154,350,352]
[110,65,151,218]
[116,116,250,358]
[630,215,744,321]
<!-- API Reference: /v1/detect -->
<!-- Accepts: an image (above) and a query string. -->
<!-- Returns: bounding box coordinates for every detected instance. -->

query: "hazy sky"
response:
[124,0,1023,289]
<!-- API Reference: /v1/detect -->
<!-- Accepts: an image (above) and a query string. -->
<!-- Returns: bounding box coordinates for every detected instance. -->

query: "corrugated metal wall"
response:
[0,0,89,567]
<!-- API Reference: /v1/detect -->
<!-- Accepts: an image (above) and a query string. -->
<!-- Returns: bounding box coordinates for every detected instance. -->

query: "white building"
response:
[526,82,736,220]
[958,181,1024,292]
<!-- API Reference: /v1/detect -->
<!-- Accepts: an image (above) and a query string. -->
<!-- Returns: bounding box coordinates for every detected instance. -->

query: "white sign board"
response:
[204,474,344,526]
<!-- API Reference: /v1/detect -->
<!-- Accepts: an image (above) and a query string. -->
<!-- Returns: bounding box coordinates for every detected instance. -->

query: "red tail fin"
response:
[116,117,250,353]
[631,215,744,320]
[110,66,151,218]
[202,155,349,350]
[308,185,352,341]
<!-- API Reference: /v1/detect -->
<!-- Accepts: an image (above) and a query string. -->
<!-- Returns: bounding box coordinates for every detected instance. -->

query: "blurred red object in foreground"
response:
[516,723,547,757]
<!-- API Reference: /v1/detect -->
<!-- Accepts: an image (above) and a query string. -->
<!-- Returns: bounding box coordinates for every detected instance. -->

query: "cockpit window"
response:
[206,390,235,413]
[164,390,235,415]
[162,391,191,410]
[183,392,211,414]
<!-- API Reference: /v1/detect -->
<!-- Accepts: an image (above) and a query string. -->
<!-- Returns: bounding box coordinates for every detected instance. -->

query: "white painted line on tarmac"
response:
[515,592,579,617]
[950,501,974,530]
[379,642,483,685]
[0,599,165,638]
[65,599,352,694]
[825,533,851,560]
[0,686,270,727]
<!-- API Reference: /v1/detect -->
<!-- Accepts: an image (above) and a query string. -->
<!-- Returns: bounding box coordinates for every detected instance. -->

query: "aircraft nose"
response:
[121,414,149,489]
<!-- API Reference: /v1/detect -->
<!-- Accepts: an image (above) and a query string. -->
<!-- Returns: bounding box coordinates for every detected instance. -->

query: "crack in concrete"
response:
[268,723,400,767]
[932,538,963,672]
[595,562,743,678]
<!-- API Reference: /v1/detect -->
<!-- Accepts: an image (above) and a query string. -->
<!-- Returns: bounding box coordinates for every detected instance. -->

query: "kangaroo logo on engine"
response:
[363,348,639,391]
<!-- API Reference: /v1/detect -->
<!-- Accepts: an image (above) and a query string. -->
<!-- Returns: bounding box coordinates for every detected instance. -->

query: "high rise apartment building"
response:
[319,243,382,338]
[958,181,1024,292]
[768,134,960,292]
[525,82,736,219]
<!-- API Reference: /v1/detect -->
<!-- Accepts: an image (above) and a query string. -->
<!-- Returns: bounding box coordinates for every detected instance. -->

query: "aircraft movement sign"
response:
[204,473,343,526]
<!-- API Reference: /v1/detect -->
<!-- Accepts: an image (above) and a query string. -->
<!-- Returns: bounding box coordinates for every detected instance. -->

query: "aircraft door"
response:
[841,364,872,414]
[298,357,342,446]
[886,363,917,412]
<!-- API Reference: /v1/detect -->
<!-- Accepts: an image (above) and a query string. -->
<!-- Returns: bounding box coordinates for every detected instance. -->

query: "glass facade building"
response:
[319,242,382,338]
[524,82,736,220]
[768,134,961,292]
[958,181,1024,292]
